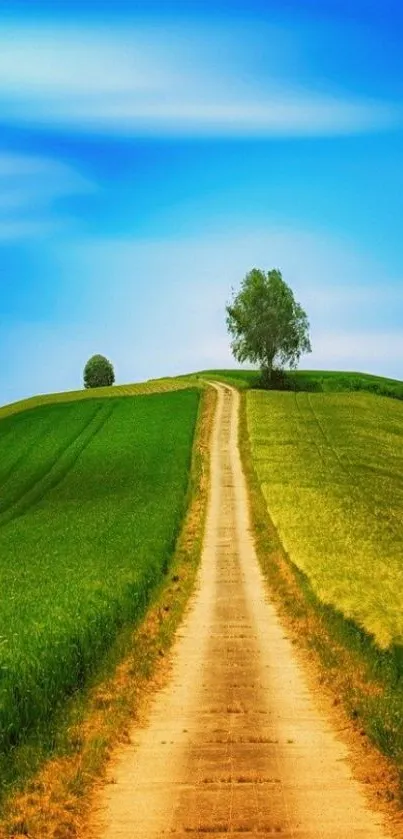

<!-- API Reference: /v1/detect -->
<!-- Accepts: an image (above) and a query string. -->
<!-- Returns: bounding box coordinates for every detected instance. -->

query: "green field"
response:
[247,390,403,649]
[0,388,200,756]
[3,365,403,782]
[0,376,196,422]
[193,368,403,399]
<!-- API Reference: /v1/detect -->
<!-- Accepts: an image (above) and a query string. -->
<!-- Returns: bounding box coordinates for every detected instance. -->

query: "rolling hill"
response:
[0,383,201,775]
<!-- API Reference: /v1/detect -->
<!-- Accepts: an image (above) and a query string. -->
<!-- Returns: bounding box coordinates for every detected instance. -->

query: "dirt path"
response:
[92,383,391,838]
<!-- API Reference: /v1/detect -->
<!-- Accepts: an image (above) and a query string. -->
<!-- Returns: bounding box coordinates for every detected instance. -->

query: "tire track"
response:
[0,402,115,529]
[0,413,58,490]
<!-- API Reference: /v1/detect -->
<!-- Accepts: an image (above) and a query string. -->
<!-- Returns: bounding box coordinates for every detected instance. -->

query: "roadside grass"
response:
[243,388,403,799]
[0,388,200,794]
[0,385,215,839]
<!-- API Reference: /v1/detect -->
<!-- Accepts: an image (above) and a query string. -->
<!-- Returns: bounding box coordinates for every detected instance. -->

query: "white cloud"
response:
[0,22,398,137]
[0,153,92,195]
[0,154,81,179]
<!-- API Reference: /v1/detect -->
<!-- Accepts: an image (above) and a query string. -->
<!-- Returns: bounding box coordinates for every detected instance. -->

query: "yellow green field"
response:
[247,390,403,649]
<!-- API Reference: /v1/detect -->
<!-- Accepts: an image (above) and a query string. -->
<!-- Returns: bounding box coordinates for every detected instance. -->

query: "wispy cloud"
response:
[0,220,59,240]
[0,153,93,239]
[0,22,398,137]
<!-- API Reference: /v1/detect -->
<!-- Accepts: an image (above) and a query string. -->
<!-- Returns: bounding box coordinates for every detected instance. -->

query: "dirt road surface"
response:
[93,383,391,838]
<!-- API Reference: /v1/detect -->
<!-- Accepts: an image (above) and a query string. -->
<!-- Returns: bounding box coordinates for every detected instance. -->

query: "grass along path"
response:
[0,388,200,790]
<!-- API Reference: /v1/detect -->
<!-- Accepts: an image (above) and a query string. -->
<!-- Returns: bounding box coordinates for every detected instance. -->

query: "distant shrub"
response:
[83,354,115,389]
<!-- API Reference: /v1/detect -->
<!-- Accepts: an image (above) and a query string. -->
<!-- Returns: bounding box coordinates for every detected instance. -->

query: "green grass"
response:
[247,390,403,650]
[0,376,197,423]
[0,388,200,769]
[290,369,403,399]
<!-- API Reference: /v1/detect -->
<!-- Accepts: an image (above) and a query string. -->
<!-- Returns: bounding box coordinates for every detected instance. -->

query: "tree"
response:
[226,268,311,383]
[83,354,115,389]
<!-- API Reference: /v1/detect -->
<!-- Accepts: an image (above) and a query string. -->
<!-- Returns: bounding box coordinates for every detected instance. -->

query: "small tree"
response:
[83,354,115,389]
[226,268,311,383]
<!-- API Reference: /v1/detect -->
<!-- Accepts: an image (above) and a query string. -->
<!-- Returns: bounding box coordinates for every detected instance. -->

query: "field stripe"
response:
[306,392,351,472]
[0,402,115,528]
[293,391,329,466]
[0,403,103,517]
[0,414,59,489]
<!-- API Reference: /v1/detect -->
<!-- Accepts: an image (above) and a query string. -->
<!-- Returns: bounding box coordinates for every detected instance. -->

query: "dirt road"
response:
[93,383,391,838]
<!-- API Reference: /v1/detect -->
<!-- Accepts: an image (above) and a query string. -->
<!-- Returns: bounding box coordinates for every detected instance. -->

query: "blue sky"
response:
[1,0,403,403]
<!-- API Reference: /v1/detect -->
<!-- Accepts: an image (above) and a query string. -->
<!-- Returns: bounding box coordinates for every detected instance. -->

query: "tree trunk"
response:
[261,358,273,389]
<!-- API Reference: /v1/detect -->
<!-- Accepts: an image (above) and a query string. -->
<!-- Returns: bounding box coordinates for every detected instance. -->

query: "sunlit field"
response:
[0,388,200,754]
[247,390,403,649]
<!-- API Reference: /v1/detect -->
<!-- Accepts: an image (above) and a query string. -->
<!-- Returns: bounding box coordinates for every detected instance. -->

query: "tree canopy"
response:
[226,268,311,382]
[83,354,115,389]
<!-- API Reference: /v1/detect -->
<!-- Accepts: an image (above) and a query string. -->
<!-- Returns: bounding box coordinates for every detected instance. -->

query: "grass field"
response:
[0,388,200,761]
[247,390,403,650]
[0,376,196,423]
